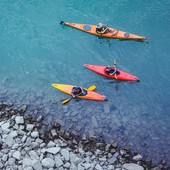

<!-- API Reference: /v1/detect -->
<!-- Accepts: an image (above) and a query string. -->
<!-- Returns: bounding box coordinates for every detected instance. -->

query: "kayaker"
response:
[105,65,117,75]
[71,86,83,98]
[96,23,109,34]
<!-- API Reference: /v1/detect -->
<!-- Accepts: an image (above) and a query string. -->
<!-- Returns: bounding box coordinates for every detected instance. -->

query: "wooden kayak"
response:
[84,64,139,82]
[51,84,107,101]
[60,21,148,40]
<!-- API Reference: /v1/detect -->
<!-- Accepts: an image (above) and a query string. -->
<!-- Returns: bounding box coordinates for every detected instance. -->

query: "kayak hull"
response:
[84,64,139,82]
[51,84,107,101]
[61,22,148,40]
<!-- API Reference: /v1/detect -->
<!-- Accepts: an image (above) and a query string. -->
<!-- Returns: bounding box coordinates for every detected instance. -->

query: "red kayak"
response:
[84,64,139,82]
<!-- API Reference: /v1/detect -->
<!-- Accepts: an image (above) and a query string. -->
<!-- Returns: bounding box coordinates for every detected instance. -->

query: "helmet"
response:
[97,23,102,28]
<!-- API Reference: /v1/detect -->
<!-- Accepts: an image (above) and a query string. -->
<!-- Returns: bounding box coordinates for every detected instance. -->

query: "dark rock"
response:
[82,134,87,141]
[64,132,70,139]
[51,129,58,137]
[89,135,97,142]
[58,128,65,136]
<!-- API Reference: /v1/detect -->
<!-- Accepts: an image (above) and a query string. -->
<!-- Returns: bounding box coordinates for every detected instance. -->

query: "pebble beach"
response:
[0,100,169,170]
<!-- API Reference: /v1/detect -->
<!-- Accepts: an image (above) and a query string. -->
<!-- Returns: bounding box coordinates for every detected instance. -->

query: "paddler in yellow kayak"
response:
[71,86,85,98]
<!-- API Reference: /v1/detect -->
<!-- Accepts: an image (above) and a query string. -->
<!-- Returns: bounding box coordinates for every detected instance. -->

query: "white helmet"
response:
[97,23,102,28]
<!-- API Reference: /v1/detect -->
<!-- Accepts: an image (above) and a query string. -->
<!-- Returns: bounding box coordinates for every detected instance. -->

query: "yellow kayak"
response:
[52,84,107,101]
[60,21,148,40]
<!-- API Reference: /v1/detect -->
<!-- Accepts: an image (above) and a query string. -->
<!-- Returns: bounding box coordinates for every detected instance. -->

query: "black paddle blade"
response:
[60,21,65,25]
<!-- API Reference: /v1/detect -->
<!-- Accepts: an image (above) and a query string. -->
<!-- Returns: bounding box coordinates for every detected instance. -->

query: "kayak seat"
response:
[124,32,130,38]
[83,25,91,31]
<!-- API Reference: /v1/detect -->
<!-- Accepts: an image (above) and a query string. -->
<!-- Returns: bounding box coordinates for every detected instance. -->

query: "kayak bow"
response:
[60,21,148,40]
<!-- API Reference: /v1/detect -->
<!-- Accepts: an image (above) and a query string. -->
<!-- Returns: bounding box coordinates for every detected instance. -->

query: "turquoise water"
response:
[0,0,170,165]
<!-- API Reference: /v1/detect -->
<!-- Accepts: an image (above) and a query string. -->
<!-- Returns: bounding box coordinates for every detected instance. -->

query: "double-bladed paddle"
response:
[61,85,96,104]
[114,58,117,79]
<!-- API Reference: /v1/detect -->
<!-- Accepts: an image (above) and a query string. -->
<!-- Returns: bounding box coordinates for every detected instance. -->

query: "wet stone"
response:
[12,151,21,160]
[91,116,99,128]
[26,124,34,131]
[123,163,144,170]
[31,131,39,138]
[15,116,24,125]
[41,158,55,168]
[133,154,143,161]
[89,135,97,142]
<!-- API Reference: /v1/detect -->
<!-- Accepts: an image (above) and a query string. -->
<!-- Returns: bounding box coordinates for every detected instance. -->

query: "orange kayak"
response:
[51,84,107,101]
[60,21,148,40]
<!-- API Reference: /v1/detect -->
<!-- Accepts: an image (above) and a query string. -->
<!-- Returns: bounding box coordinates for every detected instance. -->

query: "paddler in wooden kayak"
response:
[96,23,109,34]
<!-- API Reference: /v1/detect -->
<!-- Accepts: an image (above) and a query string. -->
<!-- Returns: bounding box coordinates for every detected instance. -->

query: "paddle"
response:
[114,58,117,79]
[61,85,96,104]
[60,21,65,25]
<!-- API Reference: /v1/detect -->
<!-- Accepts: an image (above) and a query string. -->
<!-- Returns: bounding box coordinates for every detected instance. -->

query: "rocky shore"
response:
[0,101,169,170]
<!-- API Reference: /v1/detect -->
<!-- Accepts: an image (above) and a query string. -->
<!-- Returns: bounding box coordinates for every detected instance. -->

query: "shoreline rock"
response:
[0,102,169,170]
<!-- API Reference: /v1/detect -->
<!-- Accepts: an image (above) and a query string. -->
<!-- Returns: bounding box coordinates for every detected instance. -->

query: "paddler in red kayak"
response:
[105,65,117,75]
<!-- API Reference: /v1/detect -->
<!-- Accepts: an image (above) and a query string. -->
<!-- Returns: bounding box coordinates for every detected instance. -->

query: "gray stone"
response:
[70,163,78,170]
[24,166,33,170]
[95,164,103,170]
[40,143,46,148]
[21,135,27,143]
[32,161,43,170]
[9,131,18,138]
[45,147,60,154]
[55,154,63,167]
[2,154,8,162]
[12,151,21,160]
[64,162,71,168]
[108,165,115,170]
[1,122,10,132]
[83,162,91,169]
[26,124,34,131]
[91,116,99,128]
[30,142,39,149]
[78,164,85,170]
[20,104,27,112]
[12,143,19,149]
[19,125,25,130]
[22,158,33,168]
[15,116,24,124]
[25,137,33,146]
[133,154,143,161]
[0,152,3,157]
[1,148,9,154]
[0,162,3,169]
[35,138,43,144]
[103,103,110,113]
[108,152,119,164]
[18,129,26,135]
[47,141,56,148]
[123,163,144,170]
[8,157,15,166]
[60,148,70,161]
[29,150,39,160]
[31,131,39,138]
[4,134,14,147]
[41,158,55,168]
[13,124,19,130]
